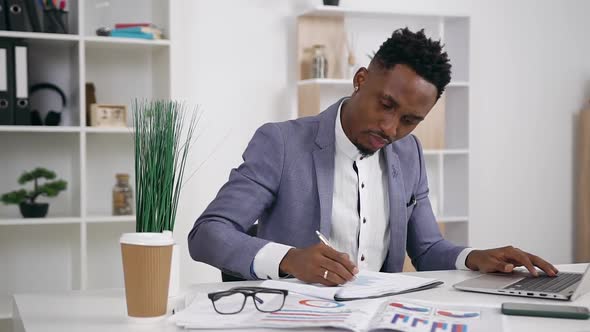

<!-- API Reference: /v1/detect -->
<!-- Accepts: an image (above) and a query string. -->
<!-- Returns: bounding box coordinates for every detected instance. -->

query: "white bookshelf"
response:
[0,125,81,132]
[299,5,468,19]
[0,217,82,226]
[84,35,171,47]
[295,7,470,247]
[83,127,133,134]
[298,78,469,88]
[85,215,135,224]
[0,30,80,42]
[0,0,172,319]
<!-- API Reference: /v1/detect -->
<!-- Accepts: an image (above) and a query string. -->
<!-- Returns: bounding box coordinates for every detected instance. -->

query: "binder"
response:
[0,0,8,30]
[13,40,29,124]
[6,0,27,31]
[0,39,14,124]
[23,0,40,32]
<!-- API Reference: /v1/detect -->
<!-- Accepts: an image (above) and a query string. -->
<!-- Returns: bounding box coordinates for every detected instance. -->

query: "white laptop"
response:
[453,264,590,301]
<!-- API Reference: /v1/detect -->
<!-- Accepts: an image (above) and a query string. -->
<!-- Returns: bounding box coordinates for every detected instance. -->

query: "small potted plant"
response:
[1,167,67,218]
[323,0,339,6]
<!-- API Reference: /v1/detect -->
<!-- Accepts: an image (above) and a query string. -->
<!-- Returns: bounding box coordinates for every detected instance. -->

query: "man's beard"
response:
[354,131,393,157]
[353,141,376,158]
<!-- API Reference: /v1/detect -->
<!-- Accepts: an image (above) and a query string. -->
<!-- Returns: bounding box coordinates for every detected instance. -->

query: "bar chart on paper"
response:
[371,299,496,332]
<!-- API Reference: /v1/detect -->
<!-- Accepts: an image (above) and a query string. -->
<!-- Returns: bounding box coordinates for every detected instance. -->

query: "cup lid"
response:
[120,232,174,246]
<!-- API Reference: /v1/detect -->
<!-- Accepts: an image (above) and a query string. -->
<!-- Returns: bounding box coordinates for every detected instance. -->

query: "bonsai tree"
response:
[1,167,67,206]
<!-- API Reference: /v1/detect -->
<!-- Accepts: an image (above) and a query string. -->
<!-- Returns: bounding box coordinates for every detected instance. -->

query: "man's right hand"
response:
[279,243,359,286]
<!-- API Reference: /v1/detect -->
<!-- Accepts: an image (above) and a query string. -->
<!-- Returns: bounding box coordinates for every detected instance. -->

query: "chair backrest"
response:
[221,224,258,282]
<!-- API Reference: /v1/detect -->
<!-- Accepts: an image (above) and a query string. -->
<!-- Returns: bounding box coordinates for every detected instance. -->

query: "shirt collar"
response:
[335,98,363,162]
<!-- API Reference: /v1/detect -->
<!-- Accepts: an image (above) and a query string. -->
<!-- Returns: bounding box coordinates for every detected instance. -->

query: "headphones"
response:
[29,83,67,126]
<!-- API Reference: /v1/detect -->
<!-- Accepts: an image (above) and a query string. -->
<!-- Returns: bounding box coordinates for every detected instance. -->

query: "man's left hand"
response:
[465,246,558,277]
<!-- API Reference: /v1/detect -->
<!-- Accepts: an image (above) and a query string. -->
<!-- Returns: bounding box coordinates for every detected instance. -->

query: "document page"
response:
[171,291,381,331]
[337,270,441,300]
[262,270,441,300]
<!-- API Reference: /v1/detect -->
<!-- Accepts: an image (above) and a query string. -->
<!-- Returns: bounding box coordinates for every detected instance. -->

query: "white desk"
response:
[11,264,590,332]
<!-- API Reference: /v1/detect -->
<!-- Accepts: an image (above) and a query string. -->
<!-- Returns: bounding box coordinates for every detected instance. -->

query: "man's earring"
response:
[354,85,359,92]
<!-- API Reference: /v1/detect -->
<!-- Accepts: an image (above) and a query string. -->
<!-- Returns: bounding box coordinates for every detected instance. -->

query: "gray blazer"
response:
[188,98,465,279]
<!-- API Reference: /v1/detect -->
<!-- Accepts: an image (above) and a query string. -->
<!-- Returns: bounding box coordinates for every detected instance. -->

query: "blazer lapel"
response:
[312,100,341,236]
[313,147,335,236]
[383,145,408,272]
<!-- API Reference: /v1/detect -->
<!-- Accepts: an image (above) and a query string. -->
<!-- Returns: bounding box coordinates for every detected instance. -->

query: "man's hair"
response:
[372,28,451,99]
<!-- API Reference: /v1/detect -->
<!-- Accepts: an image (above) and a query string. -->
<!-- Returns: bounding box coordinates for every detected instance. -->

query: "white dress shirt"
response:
[252,99,473,279]
[330,101,391,270]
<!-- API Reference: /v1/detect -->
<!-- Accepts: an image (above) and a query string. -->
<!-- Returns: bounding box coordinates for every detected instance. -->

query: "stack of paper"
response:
[170,292,502,331]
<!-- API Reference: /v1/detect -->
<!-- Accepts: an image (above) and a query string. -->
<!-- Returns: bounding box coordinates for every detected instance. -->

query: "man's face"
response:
[343,63,438,156]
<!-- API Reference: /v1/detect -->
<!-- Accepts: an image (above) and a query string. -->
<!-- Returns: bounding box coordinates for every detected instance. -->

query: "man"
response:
[188,28,558,286]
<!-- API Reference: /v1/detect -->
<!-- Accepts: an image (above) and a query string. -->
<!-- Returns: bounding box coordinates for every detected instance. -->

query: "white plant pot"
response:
[168,243,180,298]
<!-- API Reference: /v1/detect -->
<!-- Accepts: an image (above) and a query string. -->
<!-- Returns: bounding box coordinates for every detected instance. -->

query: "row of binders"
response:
[0,38,30,125]
[0,0,68,34]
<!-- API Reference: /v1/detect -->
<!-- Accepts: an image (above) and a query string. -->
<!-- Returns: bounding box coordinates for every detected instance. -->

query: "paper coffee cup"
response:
[120,232,174,319]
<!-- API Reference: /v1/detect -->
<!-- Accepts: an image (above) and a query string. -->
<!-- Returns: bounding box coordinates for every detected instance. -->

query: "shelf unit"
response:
[295,7,470,258]
[0,0,172,319]
[297,78,469,88]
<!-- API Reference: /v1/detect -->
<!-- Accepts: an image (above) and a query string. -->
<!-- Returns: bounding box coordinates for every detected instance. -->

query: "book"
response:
[110,30,155,40]
[171,292,500,331]
[114,22,157,29]
[262,270,444,301]
[114,26,162,35]
[112,27,163,38]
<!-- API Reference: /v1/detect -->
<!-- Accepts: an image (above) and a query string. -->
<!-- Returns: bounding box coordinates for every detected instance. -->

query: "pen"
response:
[315,230,333,248]
[316,230,358,279]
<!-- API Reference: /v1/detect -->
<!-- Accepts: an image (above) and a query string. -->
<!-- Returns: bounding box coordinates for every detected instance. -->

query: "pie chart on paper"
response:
[299,299,344,308]
[437,310,480,318]
[389,302,430,313]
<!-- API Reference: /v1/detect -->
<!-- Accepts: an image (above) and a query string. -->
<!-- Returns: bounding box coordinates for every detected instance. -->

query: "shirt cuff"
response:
[455,247,476,271]
[252,242,293,280]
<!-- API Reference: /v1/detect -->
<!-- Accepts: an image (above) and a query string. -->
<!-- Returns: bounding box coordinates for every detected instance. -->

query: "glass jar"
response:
[311,44,328,79]
[113,173,133,215]
[347,51,356,79]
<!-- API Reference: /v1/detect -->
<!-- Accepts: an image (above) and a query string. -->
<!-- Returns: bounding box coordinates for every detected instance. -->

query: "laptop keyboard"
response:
[504,273,582,293]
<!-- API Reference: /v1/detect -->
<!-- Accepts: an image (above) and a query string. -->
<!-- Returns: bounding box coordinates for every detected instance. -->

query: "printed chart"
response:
[436,310,480,319]
[262,299,349,323]
[299,299,345,308]
[390,302,432,313]
[373,300,493,332]
[349,273,383,286]
[259,297,357,328]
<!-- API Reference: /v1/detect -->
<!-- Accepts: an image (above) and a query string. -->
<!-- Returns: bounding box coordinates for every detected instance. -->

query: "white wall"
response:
[467,0,590,265]
[171,0,590,286]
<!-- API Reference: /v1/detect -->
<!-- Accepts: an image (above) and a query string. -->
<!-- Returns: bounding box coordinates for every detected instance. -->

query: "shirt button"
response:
[361,255,365,261]
[361,183,365,188]
[363,218,366,224]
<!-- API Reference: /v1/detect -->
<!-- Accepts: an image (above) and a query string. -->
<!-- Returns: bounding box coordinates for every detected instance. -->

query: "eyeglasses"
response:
[207,286,288,315]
